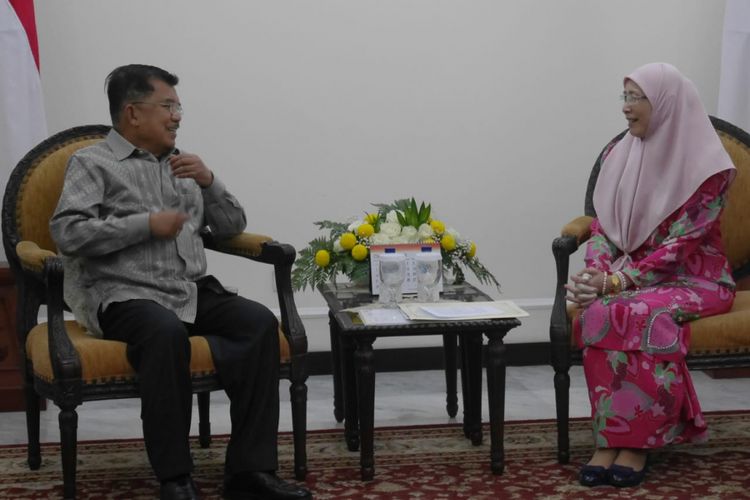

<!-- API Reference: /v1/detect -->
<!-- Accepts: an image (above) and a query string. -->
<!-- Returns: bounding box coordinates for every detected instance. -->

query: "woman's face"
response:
[622,79,652,139]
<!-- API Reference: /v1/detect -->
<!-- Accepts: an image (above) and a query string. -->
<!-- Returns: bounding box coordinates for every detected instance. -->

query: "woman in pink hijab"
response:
[566,63,736,488]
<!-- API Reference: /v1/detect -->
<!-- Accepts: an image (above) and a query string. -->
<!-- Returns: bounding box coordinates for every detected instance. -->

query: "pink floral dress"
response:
[574,169,735,449]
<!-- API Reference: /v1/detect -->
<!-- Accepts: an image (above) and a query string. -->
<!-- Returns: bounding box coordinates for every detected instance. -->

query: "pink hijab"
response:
[593,62,735,259]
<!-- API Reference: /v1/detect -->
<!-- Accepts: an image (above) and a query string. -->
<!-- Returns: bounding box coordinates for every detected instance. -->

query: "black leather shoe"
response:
[160,475,201,500]
[223,471,311,500]
[607,463,647,487]
[578,464,609,487]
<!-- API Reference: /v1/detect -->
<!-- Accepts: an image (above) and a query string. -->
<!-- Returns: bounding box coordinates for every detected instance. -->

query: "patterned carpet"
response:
[1,412,749,499]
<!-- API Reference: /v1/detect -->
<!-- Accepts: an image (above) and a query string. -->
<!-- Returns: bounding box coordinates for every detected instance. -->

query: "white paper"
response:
[399,300,529,321]
[357,308,411,325]
[420,304,501,318]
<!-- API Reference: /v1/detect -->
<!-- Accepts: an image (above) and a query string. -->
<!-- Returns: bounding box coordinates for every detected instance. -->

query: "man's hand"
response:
[169,153,214,188]
[149,211,189,239]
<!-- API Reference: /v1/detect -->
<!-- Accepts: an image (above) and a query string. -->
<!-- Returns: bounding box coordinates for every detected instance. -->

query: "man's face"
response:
[126,79,181,157]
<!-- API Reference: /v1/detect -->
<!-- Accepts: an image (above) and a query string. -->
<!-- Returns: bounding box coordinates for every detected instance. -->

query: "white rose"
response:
[370,232,391,245]
[446,227,461,240]
[417,223,433,240]
[386,210,399,223]
[379,222,402,238]
[333,239,344,252]
[401,226,418,242]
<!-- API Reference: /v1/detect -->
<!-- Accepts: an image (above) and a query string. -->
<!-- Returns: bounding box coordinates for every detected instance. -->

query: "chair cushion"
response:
[689,290,750,355]
[566,289,750,356]
[717,130,750,269]
[18,138,102,253]
[27,320,291,384]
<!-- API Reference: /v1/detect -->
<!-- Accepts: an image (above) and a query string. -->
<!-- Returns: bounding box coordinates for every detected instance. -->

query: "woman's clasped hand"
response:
[565,269,604,307]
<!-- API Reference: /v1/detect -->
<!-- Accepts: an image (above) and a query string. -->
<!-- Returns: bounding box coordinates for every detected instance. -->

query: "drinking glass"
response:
[414,252,442,302]
[378,253,406,308]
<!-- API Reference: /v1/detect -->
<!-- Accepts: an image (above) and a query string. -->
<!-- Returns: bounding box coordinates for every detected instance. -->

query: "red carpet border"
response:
[0,411,749,499]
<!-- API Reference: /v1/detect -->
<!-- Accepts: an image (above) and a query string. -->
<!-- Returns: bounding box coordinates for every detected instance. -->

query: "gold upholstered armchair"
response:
[549,116,750,464]
[1,125,309,499]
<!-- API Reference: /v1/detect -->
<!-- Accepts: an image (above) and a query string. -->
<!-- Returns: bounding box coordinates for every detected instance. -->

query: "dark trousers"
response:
[99,285,280,481]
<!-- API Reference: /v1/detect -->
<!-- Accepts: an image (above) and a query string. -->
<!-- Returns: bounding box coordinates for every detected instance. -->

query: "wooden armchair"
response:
[549,116,750,464]
[1,125,309,499]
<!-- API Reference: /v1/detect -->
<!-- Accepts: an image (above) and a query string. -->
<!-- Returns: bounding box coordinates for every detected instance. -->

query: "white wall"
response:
[33,0,727,351]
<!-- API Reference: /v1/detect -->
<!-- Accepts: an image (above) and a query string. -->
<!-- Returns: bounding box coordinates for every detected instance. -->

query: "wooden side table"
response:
[320,282,522,480]
[0,264,24,411]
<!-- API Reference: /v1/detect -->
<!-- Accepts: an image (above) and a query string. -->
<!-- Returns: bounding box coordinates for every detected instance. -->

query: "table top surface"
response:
[318,281,521,336]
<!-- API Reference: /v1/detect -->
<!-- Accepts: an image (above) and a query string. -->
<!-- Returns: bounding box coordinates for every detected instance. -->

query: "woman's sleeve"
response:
[623,170,732,288]
[584,218,620,269]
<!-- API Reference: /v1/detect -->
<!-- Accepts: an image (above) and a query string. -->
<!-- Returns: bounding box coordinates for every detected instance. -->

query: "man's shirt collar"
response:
[106,129,178,161]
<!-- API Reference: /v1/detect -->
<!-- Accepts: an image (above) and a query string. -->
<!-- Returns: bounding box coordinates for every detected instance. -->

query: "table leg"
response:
[485,330,507,475]
[354,335,376,480]
[459,336,470,438]
[442,333,458,418]
[342,335,359,451]
[329,312,344,423]
[463,334,483,446]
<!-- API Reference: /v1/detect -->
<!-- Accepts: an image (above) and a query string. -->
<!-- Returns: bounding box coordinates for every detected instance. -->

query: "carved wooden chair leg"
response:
[58,406,79,500]
[553,366,571,464]
[290,380,308,480]
[197,392,212,448]
[24,378,42,470]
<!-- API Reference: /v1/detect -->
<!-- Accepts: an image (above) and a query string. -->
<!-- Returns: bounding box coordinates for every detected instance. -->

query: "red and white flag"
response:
[0,0,47,179]
[1,0,47,260]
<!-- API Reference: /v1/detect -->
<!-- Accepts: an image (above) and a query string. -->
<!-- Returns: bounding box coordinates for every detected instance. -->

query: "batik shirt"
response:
[50,129,247,335]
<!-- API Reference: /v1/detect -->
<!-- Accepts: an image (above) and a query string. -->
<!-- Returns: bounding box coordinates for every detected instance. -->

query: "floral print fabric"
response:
[574,169,735,449]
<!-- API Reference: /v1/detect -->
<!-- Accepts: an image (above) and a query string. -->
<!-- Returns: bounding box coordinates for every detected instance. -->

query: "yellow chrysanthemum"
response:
[357,223,375,238]
[430,220,445,235]
[467,241,477,258]
[340,232,357,250]
[365,213,379,224]
[351,244,368,261]
[315,249,330,267]
[441,234,456,252]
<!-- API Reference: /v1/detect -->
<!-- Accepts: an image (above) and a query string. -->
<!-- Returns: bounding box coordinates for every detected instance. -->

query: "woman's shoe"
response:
[607,463,647,487]
[578,464,609,487]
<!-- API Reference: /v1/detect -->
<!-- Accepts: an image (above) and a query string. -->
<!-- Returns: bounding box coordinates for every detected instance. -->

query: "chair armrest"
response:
[16,241,83,394]
[560,215,593,245]
[549,216,592,370]
[208,233,308,364]
[207,232,275,260]
[16,241,57,275]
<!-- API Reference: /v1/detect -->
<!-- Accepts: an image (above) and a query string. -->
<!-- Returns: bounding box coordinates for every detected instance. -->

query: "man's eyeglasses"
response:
[131,101,183,116]
[620,93,648,105]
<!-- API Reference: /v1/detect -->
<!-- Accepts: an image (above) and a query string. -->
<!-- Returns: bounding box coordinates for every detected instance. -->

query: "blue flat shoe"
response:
[578,464,609,487]
[607,463,647,487]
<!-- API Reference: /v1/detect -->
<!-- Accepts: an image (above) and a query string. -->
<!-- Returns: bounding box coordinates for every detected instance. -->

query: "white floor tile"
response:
[0,365,746,445]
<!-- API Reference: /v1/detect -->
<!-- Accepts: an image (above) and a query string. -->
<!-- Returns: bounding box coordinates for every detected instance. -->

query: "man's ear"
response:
[123,103,139,127]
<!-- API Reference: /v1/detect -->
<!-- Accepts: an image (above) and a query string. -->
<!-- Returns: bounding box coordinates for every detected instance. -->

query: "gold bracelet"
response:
[611,273,621,294]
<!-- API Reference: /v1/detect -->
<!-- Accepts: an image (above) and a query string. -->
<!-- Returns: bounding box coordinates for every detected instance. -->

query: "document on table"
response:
[398,300,529,321]
[351,307,412,325]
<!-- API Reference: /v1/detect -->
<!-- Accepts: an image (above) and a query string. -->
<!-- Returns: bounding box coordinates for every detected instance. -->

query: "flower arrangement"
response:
[292,198,500,292]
